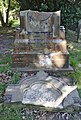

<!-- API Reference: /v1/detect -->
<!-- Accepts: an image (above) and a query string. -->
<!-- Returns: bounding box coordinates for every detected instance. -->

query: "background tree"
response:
[6,0,11,25]
[0,0,19,26]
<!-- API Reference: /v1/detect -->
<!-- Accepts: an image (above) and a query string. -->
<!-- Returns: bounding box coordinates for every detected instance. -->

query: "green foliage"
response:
[12,72,20,84]
[70,51,79,68]
[0,0,20,26]
[0,55,12,73]
[68,42,81,67]
[0,103,38,120]
[40,3,48,11]
[0,54,20,83]
[17,0,81,30]
[60,1,81,30]
[0,83,6,93]
[0,55,12,65]
[67,41,81,97]
[0,65,11,73]
[68,70,81,97]
[70,58,78,68]
[11,19,20,27]
[0,104,22,120]
[0,83,6,103]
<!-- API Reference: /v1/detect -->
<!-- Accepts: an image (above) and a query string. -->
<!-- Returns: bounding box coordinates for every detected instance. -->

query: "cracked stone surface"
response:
[5,71,80,108]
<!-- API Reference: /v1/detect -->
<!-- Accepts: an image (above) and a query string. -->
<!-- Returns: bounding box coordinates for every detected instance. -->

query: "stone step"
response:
[12,65,73,72]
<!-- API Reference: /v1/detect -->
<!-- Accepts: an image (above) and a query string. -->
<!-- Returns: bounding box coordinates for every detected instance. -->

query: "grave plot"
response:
[4,10,80,110]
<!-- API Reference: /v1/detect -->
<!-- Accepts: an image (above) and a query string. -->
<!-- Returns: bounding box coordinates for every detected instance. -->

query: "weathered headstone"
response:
[20,10,60,37]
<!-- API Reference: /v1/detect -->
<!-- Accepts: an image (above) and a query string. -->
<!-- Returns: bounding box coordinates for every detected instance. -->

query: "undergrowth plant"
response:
[0,54,20,84]
[0,54,12,73]
[12,72,21,84]
[68,42,81,97]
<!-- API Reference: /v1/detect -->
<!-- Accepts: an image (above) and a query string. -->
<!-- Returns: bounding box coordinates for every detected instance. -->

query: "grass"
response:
[0,54,21,88]
[0,104,22,120]
[0,54,12,73]
[0,54,22,119]
[67,42,81,97]
[0,103,46,120]
[12,72,21,84]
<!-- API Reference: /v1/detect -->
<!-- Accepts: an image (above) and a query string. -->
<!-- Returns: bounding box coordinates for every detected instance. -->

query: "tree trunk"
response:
[6,0,11,25]
[0,11,6,27]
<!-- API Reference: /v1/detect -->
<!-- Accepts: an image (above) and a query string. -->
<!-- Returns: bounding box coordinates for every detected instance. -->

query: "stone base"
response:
[12,51,69,69]
[12,65,73,72]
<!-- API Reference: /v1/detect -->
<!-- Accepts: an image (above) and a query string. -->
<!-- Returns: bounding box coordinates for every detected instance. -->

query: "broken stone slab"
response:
[4,85,23,102]
[4,71,80,109]
[22,83,77,108]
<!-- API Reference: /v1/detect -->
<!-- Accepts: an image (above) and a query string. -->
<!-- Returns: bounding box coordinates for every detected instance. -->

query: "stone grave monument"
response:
[4,10,80,109]
[12,10,72,72]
